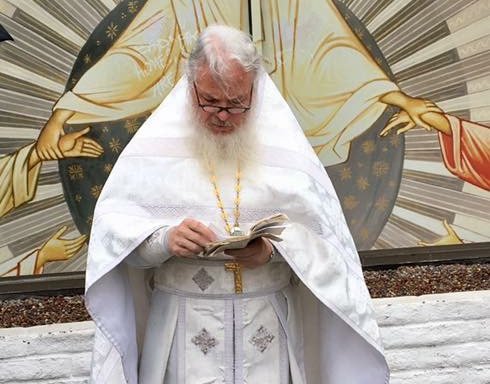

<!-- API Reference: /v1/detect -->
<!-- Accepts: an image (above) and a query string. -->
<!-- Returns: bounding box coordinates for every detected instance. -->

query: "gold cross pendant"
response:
[224,262,243,294]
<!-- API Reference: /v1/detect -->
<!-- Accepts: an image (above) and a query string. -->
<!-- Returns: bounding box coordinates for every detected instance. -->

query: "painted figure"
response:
[0,128,102,276]
[382,108,490,191]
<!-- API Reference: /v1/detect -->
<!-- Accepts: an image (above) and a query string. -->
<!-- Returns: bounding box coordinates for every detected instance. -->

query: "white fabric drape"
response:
[85,73,389,383]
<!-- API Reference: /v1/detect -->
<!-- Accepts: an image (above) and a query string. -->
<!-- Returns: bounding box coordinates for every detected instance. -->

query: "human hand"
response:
[380,109,417,136]
[59,127,104,158]
[419,220,463,246]
[167,219,217,257]
[398,96,443,131]
[379,91,443,136]
[35,226,87,273]
[380,109,451,137]
[225,237,273,269]
[36,114,66,160]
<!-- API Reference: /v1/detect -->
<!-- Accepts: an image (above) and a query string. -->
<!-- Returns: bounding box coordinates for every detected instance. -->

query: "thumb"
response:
[52,225,68,239]
[71,127,91,139]
[443,219,457,236]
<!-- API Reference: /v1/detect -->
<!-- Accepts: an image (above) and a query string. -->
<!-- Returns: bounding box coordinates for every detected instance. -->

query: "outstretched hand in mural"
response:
[379,97,490,191]
[57,127,104,158]
[30,125,103,168]
[34,226,87,274]
[35,109,103,160]
[0,126,104,218]
[379,93,446,135]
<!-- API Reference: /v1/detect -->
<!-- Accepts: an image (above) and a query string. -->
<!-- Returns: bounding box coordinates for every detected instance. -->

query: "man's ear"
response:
[0,24,13,43]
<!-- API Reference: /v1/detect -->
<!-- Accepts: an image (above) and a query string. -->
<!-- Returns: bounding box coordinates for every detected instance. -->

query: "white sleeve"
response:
[270,243,285,263]
[125,226,172,268]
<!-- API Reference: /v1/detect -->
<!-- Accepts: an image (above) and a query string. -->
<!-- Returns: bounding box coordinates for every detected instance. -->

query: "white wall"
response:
[378,290,490,384]
[1,290,489,383]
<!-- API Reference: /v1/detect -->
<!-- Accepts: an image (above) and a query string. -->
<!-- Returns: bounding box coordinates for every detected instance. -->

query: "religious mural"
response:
[0,0,489,277]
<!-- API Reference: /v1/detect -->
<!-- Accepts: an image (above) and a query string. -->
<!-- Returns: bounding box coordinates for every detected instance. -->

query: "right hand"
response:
[59,127,104,158]
[167,219,217,257]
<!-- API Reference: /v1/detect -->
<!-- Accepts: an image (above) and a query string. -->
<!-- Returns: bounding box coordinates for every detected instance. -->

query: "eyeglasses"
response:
[193,82,253,115]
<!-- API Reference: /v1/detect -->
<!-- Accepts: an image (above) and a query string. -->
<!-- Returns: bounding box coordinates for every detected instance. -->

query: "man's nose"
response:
[216,109,231,121]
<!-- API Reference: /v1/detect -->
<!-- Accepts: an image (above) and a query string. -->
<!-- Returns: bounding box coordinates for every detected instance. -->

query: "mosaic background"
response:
[1,0,489,277]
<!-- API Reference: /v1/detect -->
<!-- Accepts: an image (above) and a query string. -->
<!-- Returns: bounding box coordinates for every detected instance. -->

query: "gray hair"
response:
[186,25,262,83]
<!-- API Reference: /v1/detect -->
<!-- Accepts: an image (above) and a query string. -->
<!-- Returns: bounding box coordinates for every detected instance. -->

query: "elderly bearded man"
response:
[85,26,389,384]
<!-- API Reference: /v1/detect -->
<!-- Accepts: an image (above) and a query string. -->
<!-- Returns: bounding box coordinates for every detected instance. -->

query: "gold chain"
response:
[208,163,241,235]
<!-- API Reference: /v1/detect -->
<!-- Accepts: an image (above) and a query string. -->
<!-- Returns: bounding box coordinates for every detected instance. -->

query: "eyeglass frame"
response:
[193,81,254,115]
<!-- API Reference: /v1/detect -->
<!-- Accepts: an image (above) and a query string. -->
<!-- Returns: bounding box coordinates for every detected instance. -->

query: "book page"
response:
[202,213,288,257]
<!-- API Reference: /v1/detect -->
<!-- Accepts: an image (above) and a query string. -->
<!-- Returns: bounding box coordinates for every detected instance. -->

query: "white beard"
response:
[189,102,260,172]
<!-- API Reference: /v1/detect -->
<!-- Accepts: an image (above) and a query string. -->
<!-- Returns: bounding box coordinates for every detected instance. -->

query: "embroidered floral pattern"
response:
[191,328,218,355]
[249,326,275,352]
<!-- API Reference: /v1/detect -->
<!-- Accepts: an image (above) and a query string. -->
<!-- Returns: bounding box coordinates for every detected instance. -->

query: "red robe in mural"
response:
[439,114,490,191]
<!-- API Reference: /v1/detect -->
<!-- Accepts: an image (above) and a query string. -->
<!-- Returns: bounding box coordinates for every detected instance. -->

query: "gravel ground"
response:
[0,295,90,328]
[1,263,489,328]
[364,263,490,298]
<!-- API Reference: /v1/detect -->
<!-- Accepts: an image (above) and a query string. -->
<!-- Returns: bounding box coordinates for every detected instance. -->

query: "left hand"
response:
[225,237,273,269]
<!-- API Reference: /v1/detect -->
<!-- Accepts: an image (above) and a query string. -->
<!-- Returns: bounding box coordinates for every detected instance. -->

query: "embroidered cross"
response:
[224,262,243,293]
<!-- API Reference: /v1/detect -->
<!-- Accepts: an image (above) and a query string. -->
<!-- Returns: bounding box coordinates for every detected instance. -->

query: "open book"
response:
[202,213,289,257]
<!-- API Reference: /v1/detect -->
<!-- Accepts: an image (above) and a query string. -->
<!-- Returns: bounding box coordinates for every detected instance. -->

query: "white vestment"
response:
[126,229,293,383]
[85,73,389,383]
[138,258,293,384]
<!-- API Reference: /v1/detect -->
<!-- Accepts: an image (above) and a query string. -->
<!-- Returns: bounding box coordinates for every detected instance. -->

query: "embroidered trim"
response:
[234,300,244,383]
[224,301,234,384]
[177,297,185,382]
